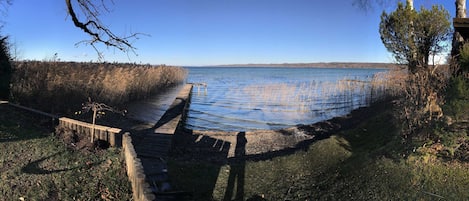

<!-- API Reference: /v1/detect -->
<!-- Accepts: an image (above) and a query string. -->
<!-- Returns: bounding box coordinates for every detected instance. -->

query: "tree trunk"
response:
[407,0,413,10]
[407,0,419,73]
[451,0,466,60]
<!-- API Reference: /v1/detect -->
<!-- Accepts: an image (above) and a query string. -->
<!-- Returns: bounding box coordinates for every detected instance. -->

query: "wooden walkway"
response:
[2,84,194,200]
[130,84,193,199]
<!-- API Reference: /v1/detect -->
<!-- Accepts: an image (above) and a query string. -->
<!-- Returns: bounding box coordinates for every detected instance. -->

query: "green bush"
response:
[444,76,469,120]
[0,36,11,100]
[459,43,469,72]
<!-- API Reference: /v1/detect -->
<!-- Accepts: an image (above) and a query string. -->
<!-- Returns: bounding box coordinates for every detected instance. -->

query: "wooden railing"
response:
[122,132,156,201]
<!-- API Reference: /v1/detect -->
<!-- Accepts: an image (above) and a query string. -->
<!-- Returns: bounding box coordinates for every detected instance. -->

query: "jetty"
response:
[189,82,207,95]
[1,83,194,201]
[125,84,193,200]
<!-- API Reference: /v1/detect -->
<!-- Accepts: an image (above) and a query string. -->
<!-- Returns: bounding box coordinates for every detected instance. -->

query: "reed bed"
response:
[232,69,407,115]
[369,68,408,102]
[10,61,187,114]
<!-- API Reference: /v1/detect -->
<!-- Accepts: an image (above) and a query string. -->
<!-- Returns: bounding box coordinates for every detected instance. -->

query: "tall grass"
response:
[370,68,408,102]
[231,69,407,115]
[10,61,187,114]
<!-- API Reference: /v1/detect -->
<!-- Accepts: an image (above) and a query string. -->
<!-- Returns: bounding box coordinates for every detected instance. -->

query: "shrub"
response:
[395,66,451,139]
[459,43,469,73]
[444,75,469,120]
[0,35,11,99]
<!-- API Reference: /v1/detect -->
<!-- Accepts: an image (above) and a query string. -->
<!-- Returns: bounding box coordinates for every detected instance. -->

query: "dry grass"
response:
[370,68,408,102]
[10,61,187,114]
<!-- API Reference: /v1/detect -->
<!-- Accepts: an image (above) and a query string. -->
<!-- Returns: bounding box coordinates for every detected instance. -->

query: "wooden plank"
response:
[123,84,193,200]
[454,18,469,40]
[59,117,121,133]
[454,18,469,26]
[153,84,192,135]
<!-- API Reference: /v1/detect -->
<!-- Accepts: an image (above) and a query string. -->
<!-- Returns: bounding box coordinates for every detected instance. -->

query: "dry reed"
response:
[231,69,407,114]
[10,61,187,114]
[369,68,408,102]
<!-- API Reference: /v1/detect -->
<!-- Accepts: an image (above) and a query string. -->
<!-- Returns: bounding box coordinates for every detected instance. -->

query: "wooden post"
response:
[91,108,97,143]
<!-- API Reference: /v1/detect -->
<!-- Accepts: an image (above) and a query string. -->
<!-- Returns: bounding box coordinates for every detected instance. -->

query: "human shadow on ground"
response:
[170,127,231,200]
[223,132,247,201]
[170,102,390,200]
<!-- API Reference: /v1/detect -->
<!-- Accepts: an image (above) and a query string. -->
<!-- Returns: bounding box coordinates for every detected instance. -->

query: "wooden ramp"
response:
[130,84,193,199]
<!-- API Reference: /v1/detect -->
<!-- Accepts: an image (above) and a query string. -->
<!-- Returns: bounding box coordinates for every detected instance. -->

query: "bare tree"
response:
[352,0,398,11]
[80,97,125,142]
[65,0,142,59]
[0,0,11,16]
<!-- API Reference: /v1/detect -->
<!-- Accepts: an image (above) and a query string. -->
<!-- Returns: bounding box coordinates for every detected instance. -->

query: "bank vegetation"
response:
[9,61,187,115]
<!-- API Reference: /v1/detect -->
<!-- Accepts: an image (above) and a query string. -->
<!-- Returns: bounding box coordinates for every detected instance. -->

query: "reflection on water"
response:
[125,84,184,124]
[185,67,387,131]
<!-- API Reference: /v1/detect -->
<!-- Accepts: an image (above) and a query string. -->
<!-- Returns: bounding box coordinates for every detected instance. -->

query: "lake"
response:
[185,67,387,131]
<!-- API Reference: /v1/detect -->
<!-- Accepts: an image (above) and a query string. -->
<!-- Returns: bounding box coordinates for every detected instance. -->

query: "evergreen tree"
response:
[379,3,451,74]
[0,35,11,100]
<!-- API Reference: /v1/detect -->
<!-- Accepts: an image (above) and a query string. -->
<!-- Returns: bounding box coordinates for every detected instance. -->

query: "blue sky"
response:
[2,0,459,66]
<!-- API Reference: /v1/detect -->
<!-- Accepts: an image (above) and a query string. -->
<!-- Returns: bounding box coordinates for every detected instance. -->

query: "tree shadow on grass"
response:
[21,152,102,175]
[336,101,404,163]
[0,130,49,143]
[0,105,55,143]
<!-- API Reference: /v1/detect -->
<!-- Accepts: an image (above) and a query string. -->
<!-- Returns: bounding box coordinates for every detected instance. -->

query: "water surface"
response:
[185,67,386,131]
[126,84,184,124]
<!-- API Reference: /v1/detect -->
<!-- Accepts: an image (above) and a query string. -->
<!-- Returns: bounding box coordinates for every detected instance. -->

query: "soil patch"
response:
[54,125,111,153]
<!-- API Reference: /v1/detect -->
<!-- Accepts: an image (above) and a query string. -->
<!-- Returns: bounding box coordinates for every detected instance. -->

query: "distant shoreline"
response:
[199,62,403,69]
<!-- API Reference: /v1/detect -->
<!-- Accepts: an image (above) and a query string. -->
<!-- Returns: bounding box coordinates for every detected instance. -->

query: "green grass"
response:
[169,105,469,201]
[0,105,131,200]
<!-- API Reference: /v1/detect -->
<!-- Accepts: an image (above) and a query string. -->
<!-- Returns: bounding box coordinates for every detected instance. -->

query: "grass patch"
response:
[0,105,131,200]
[169,104,469,201]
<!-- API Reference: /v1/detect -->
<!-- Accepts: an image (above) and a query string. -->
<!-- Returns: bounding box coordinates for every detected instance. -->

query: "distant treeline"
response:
[10,61,187,115]
[214,62,406,69]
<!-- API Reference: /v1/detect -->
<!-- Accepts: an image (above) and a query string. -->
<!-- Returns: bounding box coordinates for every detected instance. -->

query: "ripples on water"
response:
[186,67,387,131]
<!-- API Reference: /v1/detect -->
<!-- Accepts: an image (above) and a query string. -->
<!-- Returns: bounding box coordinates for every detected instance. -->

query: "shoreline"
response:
[171,101,390,164]
[190,62,405,69]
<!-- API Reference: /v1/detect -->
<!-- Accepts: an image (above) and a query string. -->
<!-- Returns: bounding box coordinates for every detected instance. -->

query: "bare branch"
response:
[65,0,142,60]
[352,0,398,12]
[81,97,126,117]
